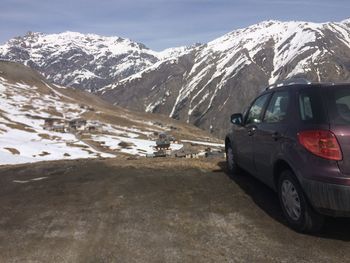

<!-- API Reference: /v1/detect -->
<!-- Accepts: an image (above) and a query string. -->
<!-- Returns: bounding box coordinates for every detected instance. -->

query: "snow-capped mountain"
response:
[0,31,187,92]
[99,19,350,137]
[1,19,350,137]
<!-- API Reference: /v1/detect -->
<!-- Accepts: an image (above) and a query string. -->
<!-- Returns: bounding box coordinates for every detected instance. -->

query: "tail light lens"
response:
[297,130,342,161]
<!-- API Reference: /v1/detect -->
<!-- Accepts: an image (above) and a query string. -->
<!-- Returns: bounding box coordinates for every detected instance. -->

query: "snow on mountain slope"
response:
[0,61,222,165]
[2,19,349,138]
[100,19,350,137]
[156,44,199,60]
[0,31,186,92]
[0,66,113,164]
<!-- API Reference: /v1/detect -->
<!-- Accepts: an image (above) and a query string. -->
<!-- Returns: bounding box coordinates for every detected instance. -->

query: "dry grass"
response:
[0,156,225,175]
[66,142,89,149]
[0,114,36,133]
[38,134,62,141]
[5,123,36,133]
[19,104,36,112]
[0,61,47,88]
[4,147,20,155]
[80,139,117,155]
[118,141,135,149]
[103,156,225,172]
[82,148,97,155]
[41,108,64,118]
[38,151,50,156]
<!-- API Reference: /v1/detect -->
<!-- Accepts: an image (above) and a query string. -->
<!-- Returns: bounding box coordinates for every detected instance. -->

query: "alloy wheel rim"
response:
[281,179,301,221]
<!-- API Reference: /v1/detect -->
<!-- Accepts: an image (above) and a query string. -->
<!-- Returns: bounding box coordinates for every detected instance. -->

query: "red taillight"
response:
[297,130,342,161]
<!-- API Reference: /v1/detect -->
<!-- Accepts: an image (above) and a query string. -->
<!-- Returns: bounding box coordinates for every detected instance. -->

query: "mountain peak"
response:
[342,18,350,24]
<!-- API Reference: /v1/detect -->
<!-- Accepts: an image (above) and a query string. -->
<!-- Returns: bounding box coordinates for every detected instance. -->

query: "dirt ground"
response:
[1,157,350,262]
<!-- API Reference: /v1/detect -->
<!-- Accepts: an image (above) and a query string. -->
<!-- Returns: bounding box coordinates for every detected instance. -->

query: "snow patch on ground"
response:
[13,177,48,184]
[0,78,116,165]
[92,134,183,156]
[0,76,189,165]
[0,128,112,165]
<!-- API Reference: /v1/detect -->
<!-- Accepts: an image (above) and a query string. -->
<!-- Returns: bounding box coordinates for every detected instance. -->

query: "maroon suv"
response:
[225,81,350,232]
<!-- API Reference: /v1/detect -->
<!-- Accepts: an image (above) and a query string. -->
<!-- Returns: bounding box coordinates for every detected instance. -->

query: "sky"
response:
[1,0,350,51]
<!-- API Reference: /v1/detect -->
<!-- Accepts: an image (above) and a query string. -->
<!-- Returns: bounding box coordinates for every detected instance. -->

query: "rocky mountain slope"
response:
[0,32,188,92]
[1,19,349,137]
[0,61,221,166]
[100,19,350,137]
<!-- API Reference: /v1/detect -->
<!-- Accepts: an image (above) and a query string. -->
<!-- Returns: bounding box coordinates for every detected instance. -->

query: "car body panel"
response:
[225,83,350,217]
[253,122,289,188]
[232,124,253,173]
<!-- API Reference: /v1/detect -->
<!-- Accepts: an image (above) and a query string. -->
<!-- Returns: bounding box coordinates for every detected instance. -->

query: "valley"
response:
[0,61,222,166]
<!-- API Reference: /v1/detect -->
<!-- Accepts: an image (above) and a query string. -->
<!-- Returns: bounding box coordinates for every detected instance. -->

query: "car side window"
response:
[334,91,350,124]
[299,93,314,120]
[298,89,326,123]
[264,91,290,123]
[246,94,270,124]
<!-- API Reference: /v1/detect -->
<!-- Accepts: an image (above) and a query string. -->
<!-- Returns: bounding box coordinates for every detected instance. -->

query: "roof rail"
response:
[266,78,312,90]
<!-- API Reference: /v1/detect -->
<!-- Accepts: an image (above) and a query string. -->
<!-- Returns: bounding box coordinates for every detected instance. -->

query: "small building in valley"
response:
[175,150,199,159]
[155,133,171,150]
[44,118,103,134]
[86,121,102,133]
[52,124,65,133]
[43,118,65,132]
[67,118,87,131]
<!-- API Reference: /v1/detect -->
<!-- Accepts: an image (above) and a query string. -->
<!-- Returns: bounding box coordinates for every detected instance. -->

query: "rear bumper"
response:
[301,178,350,217]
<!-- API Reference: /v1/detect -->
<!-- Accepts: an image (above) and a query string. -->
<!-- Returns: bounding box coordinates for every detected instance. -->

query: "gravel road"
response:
[0,158,350,262]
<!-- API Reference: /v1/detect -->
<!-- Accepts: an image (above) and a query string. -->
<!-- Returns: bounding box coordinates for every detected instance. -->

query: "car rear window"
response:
[327,86,350,125]
[298,88,327,123]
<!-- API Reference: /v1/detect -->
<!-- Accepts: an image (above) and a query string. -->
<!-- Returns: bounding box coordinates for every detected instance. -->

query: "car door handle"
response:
[247,127,257,136]
[272,132,281,140]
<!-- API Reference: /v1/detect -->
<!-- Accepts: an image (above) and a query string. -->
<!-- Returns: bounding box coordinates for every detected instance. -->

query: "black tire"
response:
[278,170,324,233]
[226,143,240,177]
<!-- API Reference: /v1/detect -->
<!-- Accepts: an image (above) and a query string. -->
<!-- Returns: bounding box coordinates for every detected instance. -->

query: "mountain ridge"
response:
[0,31,188,92]
[1,19,350,137]
[99,19,350,137]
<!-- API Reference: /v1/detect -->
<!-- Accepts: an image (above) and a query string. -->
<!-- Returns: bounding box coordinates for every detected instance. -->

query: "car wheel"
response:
[278,170,324,233]
[226,143,240,176]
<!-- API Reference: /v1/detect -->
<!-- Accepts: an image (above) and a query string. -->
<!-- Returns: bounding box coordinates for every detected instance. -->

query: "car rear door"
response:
[253,90,291,186]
